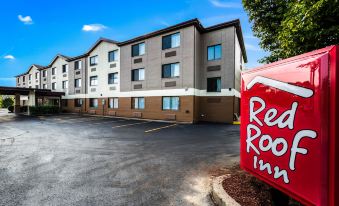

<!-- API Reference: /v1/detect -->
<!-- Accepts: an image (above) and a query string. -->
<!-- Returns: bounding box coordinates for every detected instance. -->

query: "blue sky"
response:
[0,0,268,86]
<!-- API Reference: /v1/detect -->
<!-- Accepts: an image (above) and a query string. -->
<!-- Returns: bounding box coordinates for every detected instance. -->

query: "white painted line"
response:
[246,76,313,98]
[112,121,150,128]
[144,124,177,133]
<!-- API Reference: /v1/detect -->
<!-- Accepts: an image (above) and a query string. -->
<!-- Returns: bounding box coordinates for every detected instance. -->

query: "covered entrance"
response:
[0,86,65,115]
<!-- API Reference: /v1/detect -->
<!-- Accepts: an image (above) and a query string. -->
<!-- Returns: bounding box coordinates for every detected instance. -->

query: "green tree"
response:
[1,97,14,108]
[242,0,339,63]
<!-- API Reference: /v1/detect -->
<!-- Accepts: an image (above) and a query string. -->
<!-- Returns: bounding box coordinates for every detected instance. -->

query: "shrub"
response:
[29,106,60,115]
[1,97,14,108]
[8,106,14,113]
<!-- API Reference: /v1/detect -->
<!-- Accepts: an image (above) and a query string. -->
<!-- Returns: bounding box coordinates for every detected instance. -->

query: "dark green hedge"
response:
[29,106,60,115]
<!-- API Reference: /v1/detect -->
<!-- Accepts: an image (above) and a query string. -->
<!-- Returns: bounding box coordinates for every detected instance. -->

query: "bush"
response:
[29,106,60,115]
[1,97,14,108]
[8,106,14,113]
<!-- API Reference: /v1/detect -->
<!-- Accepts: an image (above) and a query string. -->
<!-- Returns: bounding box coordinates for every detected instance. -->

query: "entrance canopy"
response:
[0,86,65,96]
[0,86,65,114]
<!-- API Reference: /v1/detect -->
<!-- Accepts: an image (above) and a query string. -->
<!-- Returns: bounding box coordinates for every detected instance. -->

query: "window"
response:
[62,64,68,73]
[42,70,47,77]
[52,82,56,90]
[90,76,98,86]
[23,76,26,82]
[29,74,32,80]
[132,97,145,109]
[62,80,68,89]
[74,99,82,107]
[131,68,145,81]
[162,97,180,110]
[43,84,47,89]
[52,67,56,75]
[162,33,180,50]
[35,72,39,79]
[108,50,118,62]
[75,78,82,88]
[17,78,19,83]
[109,98,119,109]
[131,42,145,57]
[75,60,82,70]
[108,73,118,84]
[208,44,222,61]
[90,98,98,108]
[207,77,221,92]
[90,55,98,66]
[35,85,39,89]
[162,63,180,78]
[62,100,68,107]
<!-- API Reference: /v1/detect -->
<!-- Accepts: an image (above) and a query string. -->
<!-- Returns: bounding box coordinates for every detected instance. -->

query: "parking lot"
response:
[0,111,240,206]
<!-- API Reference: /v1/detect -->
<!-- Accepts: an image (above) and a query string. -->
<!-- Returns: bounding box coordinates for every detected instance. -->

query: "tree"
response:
[0,96,14,108]
[242,0,339,63]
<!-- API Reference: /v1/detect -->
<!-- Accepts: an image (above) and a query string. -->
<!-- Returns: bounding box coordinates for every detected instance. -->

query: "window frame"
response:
[74,99,82,107]
[162,63,180,78]
[131,42,145,57]
[108,72,118,84]
[90,76,98,86]
[207,44,222,61]
[75,78,82,88]
[75,60,82,70]
[62,80,68,89]
[162,32,180,50]
[162,96,180,111]
[131,68,145,81]
[108,50,118,62]
[207,77,222,92]
[132,97,145,110]
[52,82,56,90]
[89,98,98,108]
[108,97,119,109]
[90,55,98,66]
[62,64,68,73]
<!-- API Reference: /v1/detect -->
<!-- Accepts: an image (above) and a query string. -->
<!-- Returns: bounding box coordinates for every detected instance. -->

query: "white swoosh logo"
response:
[247,76,313,98]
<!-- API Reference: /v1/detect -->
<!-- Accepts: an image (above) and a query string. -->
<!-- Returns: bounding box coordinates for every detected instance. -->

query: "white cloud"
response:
[4,55,15,60]
[18,15,33,24]
[209,0,242,8]
[245,43,262,52]
[82,24,107,32]
[244,34,257,40]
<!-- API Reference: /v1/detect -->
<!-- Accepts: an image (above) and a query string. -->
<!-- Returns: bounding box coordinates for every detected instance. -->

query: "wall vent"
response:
[165,81,176,87]
[165,51,176,58]
[134,58,142,64]
[207,65,221,71]
[91,68,96,72]
[133,84,142,89]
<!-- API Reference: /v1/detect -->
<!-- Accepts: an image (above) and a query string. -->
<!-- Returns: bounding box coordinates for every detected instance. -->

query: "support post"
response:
[14,93,20,114]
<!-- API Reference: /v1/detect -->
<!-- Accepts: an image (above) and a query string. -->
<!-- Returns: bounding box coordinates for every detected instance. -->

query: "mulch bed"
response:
[211,164,301,206]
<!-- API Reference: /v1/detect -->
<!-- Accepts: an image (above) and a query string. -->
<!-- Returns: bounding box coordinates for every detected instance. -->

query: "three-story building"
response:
[14,18,247,123]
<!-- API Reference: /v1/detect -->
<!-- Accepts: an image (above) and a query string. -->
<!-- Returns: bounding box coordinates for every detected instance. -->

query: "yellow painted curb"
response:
[233,121,240,125]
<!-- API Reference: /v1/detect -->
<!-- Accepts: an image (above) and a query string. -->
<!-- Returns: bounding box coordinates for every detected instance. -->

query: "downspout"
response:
[193,27,196,123]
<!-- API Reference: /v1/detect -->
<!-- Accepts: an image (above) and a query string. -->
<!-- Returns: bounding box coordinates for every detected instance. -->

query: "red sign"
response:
[240,45,338,206]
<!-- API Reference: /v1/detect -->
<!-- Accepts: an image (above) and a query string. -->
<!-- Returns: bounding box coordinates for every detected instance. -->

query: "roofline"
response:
[116,18,247,62]
[15,18,248,78]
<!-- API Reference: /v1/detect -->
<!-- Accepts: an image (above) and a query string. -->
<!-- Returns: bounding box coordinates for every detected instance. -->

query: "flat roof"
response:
[0,86,65,96]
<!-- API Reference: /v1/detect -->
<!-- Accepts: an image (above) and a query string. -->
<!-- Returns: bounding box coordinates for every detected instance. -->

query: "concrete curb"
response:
[210,175,240,206]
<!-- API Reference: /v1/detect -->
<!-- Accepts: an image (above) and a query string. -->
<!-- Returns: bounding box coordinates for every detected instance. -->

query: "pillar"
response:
[14,93,20,114]
[27,91,36,115]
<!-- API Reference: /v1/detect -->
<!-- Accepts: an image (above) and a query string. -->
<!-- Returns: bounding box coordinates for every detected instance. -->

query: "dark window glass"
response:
[52,82,56,90]
[62,65,68,73]
[90,56,98,66]
[108,50,118,62]
[207,77,221,92]
[162,33,180,50]
[74,99,82,107]
[108,73,118,84]
[90,99,98,108]
[75,79,81,88]
[162,63,179,78]
[90,76,98,86]
[131,69,145,81]
[131,43,145,57]
[207,44,222,61]
[75,61,82,70]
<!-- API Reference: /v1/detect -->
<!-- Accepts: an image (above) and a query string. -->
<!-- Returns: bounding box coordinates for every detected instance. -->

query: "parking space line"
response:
[92,119,127,125]
[144,124,177,133]
[112,121,150,128]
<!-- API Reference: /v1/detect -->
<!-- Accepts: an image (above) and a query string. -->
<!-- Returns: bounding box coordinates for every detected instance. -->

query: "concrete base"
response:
[210,175,240,206]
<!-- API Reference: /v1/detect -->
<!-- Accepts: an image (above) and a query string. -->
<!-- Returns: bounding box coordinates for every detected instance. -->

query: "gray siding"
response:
[120,26,196,92]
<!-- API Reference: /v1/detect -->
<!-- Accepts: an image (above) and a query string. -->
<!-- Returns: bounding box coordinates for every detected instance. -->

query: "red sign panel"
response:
[240,46,338,206]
